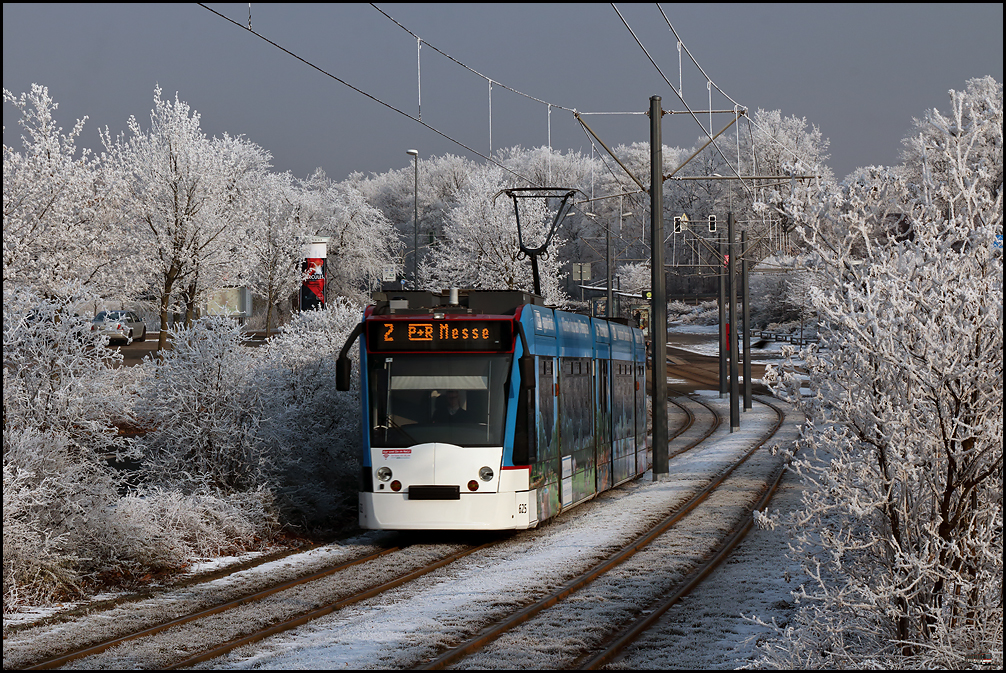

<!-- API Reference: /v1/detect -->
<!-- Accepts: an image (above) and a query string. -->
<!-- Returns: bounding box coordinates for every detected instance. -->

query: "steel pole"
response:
[742,230,752,411]
[650,96,668,478]
[413,155,418,289]
[728,212,739,431]
[606,213,613,317]
[718,237,727,398]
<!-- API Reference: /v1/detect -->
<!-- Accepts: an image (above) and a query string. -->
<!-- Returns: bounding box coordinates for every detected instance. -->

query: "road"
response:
[108,331,270,367]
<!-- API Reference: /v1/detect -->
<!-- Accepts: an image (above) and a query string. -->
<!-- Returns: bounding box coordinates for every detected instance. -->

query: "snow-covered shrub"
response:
[756,78,1003,668]
[667,300,719,326]
[3,429,120,607]
[133,315,268,494]
[108,486,278,568]
[251,298,364,528]
[2,288,132,608]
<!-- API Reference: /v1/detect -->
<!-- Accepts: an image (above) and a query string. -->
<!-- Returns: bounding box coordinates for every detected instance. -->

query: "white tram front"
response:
[336,290,648,531]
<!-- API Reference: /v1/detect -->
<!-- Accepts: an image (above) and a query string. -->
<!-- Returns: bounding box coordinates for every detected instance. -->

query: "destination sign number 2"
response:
[368,320,511,352]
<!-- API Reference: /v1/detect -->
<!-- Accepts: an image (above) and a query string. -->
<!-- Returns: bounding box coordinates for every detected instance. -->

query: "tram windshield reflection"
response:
[368,354,512,447]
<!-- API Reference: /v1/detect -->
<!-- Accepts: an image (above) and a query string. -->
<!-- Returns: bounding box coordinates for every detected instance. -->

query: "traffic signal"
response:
[673,216,682,234]
[708,215,716,232]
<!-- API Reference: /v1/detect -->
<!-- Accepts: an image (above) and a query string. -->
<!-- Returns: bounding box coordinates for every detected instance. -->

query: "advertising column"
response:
[301,237,329,311]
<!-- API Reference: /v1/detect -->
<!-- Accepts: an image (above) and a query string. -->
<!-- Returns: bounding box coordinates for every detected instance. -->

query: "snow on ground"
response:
[2,539,396,669]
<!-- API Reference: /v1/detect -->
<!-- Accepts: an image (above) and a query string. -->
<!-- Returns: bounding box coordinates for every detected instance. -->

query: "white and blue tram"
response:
[336,290,649,530]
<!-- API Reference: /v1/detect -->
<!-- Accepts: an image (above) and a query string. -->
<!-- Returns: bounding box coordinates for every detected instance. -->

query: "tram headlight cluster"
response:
[376,466,393,482]
[479,466,494,482]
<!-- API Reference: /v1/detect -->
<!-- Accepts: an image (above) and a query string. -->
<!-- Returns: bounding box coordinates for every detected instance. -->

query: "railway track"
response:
[11,539,504,670]
[9,360,795,670]
[415,396,788,670]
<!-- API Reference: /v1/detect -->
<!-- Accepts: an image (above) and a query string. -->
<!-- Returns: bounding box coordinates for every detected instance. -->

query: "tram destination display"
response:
[367,319,513,352]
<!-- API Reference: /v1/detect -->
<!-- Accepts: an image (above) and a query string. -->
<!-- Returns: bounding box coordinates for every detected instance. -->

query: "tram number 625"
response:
[518,503,527,514]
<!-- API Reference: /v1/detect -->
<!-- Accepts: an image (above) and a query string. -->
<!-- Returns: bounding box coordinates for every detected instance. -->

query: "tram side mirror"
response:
[519,354,535,390]
[336,356,352,391]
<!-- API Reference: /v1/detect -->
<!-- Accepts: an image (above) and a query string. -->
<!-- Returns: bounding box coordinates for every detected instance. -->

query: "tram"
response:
[336,289,649,530]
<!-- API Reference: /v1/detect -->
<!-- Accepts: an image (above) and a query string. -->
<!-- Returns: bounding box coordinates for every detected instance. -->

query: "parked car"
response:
[92,310,147,344]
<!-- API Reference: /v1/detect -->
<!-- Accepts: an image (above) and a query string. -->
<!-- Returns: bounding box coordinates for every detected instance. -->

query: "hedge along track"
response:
[417,397,783,670]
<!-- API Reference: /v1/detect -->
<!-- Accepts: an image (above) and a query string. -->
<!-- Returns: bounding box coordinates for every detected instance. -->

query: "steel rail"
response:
[419,398,781,670]
[165,541,499,669]
[577,397,789,669]
[24,545,405,670]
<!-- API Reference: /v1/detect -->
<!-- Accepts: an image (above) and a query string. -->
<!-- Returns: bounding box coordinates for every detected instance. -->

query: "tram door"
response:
[635,362,649,473]
[558,357,595,507]
[612,362,636,484]
[596,359,612,492]
[534,357,560,522]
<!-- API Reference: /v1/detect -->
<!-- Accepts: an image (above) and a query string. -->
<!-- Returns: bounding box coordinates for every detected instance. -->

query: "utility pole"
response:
[718,238,727,398]
[407,149,419,289]
[742,230,752,411]
[650,96,668,479]
[606,214,612,317]
[728,212,739,431]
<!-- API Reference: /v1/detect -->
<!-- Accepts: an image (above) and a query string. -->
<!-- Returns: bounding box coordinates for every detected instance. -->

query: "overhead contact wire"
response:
[197,3,533,185]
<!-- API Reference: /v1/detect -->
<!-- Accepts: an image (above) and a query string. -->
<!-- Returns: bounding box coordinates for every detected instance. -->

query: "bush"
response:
[133,316,269,494]
[252,299,364,528]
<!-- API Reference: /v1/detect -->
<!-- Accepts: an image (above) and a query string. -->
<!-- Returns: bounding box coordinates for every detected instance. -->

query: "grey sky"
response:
[4,3,1002,184]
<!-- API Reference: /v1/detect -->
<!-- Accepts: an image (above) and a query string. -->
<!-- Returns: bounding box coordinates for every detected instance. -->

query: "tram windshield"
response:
[368,354,512,447]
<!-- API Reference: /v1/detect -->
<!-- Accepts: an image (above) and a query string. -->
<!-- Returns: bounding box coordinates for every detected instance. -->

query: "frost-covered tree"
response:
[615,261,650,296]
[901,76,1003,224]
[133,316,267,494]
[3,85,133,299]
[303,170,399,304]
[103,87,271,349]
[738,109,835,245]
[356,153,475,250]
[238,170,311,337]
[182,132,272,324]
[757,78,1003,668]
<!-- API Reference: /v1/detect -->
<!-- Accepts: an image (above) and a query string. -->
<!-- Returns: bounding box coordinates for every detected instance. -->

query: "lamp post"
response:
[406,149,419,289]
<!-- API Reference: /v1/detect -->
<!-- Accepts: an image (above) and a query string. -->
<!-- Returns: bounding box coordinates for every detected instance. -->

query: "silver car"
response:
[92,310,147,344]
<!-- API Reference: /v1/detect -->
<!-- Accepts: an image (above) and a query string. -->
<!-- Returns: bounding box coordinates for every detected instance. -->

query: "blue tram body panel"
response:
[345,290,647,531]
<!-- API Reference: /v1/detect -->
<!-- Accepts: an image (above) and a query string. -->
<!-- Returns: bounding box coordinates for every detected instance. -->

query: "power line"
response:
[197,3,535,185]
[656,3,827,180]
[370,3,647,182]
[371,3,576,114]
[611,3,752,195]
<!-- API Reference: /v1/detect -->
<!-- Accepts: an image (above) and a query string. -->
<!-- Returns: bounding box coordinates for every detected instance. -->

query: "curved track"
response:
[415,396,785,670]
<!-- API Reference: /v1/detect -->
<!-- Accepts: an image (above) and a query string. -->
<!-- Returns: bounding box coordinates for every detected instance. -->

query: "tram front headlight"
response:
[479,466,494,482]
[376,466,392,482]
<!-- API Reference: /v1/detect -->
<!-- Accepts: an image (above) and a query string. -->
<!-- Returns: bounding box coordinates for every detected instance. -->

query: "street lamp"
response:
[406,149,419,289]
